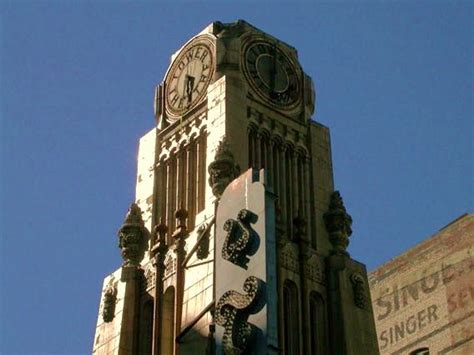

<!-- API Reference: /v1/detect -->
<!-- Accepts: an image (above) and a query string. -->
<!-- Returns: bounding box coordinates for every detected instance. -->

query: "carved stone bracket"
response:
[215,276,265,354]
[102,282,117,323]
[222,209,259,269]
[350,273,368,310]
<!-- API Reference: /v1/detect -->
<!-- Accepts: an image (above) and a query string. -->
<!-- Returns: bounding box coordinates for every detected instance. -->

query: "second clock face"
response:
[243,41,301,109]
[165,42,213,117]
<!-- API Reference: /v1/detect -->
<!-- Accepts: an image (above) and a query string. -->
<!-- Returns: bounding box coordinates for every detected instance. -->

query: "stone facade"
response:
[369,214,474,354]
[92,20,379,354]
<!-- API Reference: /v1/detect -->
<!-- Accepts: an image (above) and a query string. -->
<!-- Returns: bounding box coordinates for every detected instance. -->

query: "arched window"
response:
[283,280,300,354]
[161,286,175,355]
[410,348,429,355]
[310,292,327,355]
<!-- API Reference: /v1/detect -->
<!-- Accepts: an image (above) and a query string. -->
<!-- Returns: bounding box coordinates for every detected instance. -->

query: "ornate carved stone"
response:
[144,267,155,290]
[164,254,176,277]
[222,209,258,269]
[172,208,188,264]
[117,203,149,266]
[215,276,265,354]
[279,241,299,274]
[323,191,353,256]
[304,254,326,285]
[151,222,168,269]
[350,273,368,310]
[102,283,117,323]
[208,138,240,198]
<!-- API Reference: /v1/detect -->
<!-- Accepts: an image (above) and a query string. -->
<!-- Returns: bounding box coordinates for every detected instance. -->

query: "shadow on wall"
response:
[178,327,214,355]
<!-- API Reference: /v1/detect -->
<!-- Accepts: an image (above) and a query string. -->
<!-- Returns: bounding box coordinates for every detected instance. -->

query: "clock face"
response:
[165,42,214,117]
[242,41,301,109]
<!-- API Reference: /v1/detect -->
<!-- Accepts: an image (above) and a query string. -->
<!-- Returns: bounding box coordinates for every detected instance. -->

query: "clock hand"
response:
[185,75,195,105]
[270,45,277,97]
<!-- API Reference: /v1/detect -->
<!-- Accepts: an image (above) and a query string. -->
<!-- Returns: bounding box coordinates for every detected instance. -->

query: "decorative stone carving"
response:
[323,191,353,256]
[222,209,259,269]
[151,222,169,274]
[304,254,326,285]
[144,267,155,290]
[279,241,300,273]
[102,283,117,323]
[117,203,149,266]
[208,138,240,198]
[164,254,176,277]
[350,273,368,310]
[215,276,265,354]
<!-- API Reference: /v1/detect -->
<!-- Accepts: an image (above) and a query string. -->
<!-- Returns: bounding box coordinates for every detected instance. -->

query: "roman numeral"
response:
[170,93,180,106]
[249,69,259,80]
[251,43,267,57]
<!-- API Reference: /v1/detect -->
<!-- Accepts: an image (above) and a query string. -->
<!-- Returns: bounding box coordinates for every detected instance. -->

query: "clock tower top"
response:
[155,20,315,128]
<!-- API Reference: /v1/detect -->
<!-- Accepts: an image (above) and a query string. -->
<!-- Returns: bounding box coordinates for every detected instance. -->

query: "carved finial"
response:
[154,222,168,245]
[117,203,149,266]
[151,222,168,268]
[324,191,353,256]
[208,138,240,198]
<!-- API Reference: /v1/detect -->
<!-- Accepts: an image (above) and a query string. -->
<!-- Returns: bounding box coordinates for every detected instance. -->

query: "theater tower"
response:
[92,20,379,355]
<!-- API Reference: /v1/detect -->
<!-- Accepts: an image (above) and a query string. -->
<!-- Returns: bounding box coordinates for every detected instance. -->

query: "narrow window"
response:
[138,300,153,354]
[410,348,429,355]
[310,292,327,355]
[283,280,300,354]
[196,134,206,213]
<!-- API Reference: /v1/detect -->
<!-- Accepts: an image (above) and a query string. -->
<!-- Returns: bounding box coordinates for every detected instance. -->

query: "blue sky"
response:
[1,1,472,354]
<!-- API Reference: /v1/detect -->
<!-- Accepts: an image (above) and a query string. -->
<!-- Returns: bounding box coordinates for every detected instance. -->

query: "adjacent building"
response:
[369,213,474,355]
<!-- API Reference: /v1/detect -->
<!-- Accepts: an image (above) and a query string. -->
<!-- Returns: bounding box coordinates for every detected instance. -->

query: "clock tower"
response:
[92,20,379,354]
